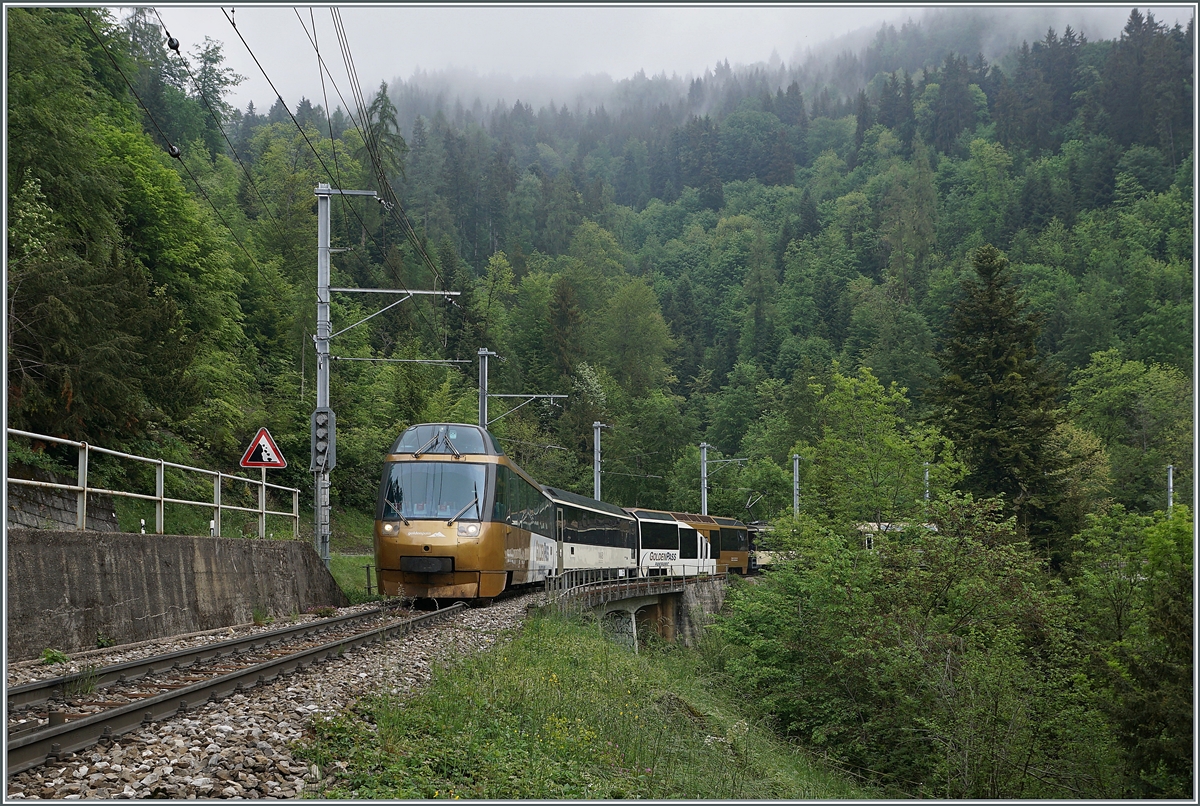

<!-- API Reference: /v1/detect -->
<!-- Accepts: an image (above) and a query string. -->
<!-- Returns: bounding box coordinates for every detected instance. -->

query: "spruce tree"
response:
[928,245,1066,563]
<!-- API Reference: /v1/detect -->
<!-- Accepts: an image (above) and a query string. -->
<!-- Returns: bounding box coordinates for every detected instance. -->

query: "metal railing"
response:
[543,564,724,613]
[6,429,300,538]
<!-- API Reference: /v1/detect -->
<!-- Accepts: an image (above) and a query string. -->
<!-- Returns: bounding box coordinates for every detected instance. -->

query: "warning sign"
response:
[240,427,287,468]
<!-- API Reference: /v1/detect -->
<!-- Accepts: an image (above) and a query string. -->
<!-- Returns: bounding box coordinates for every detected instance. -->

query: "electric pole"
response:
[700,442,747,516]
[594,422,607,500]
[313,183,458,568]
[793,454,799,517]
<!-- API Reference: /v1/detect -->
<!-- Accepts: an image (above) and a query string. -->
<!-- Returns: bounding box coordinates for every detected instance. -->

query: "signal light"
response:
[310,407,336,471]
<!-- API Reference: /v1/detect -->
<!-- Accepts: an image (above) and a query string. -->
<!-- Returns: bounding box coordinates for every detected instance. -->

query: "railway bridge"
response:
[542,570,727,651]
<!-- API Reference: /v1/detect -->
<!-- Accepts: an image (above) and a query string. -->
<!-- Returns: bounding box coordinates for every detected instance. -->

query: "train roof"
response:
[713,516,748,528]
[669,511,718,525]
[627,508,680,524]
[542,487,634,520]
[388,423,504,457]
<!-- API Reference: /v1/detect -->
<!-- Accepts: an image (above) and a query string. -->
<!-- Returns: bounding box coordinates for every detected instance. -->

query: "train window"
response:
[640,521,678,550]
[679,527,698,559]
[493,465,508,521]
[720,527,748,552]
[377,461,487,521]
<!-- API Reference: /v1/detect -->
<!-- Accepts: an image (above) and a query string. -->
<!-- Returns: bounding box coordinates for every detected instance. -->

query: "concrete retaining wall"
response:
[8,477,120,532]
[6,529,348,660]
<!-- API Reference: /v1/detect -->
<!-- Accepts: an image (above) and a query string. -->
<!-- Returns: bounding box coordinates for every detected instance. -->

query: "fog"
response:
[144,5,1193,116]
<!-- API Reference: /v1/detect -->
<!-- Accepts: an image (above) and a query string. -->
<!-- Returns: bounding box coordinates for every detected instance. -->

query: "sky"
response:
[142,4,1196,113]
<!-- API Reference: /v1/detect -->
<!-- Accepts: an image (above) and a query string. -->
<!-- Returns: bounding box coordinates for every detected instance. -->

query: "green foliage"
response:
[295,613,872,799]
[251,607,274,627]
[41,648,70,665]
[803,366,959,526]
[1068,348,1192,512]
[715,493,1123,797]
[928,244,1068,560]
[1070,506,1194,798]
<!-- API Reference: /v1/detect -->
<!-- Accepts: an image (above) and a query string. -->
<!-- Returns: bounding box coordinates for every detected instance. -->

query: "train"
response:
[373,422,751,600]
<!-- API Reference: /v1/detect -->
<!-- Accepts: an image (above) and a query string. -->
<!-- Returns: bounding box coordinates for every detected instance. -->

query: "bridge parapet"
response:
[542,568,727,651]
[543,568,721,614]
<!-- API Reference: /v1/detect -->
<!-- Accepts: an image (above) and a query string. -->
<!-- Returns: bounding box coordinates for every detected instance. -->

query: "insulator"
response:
[167,37,180,52]
[168,145,181,159]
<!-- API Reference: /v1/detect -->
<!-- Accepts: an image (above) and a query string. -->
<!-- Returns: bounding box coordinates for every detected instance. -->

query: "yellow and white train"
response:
[374,423,741,600]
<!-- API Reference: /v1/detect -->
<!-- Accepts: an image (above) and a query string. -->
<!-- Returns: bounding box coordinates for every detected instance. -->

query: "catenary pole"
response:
[594,422,604,500]
[478,348,491,427]
[793,454,800,517]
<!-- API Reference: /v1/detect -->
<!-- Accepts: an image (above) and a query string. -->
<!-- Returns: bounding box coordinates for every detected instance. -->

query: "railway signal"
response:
[310,408,336,471]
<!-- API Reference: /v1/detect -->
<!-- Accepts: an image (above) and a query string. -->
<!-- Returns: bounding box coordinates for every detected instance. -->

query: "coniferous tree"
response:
[928,244,1067,563]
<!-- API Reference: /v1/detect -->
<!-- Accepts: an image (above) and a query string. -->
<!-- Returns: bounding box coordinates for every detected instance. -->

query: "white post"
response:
[155,459,165,534]
[594,421,603,500]
[76,442,88,531]
[259,466,267,538]
[700,442,709,516]
[315,183,332,567]
[924,461,930,503]
[478,348,489,427]
[1168,464,1174,514]
[213,472,222,537]
[793,453,799,517]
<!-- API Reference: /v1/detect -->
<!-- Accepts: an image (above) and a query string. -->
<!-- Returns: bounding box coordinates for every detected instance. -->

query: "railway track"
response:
[6,603,467,775]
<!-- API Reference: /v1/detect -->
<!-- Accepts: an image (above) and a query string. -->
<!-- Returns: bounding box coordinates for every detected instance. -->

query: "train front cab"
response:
[374,423,552,600]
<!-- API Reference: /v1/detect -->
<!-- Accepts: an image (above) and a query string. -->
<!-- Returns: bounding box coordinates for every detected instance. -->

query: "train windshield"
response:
[377,462,487,521]
[390,425,491,456]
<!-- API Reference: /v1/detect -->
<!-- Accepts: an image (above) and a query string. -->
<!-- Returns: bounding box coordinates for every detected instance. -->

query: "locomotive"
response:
[374,423,743,600]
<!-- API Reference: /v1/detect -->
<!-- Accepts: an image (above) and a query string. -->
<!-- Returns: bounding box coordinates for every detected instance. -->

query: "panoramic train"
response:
[373,423,747,600]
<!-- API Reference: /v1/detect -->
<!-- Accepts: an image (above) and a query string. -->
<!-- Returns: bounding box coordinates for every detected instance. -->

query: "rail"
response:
[543,564,724,613]
[6,429,300,538]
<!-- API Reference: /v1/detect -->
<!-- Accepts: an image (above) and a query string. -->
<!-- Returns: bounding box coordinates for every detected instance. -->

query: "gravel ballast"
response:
[7,594,539,800]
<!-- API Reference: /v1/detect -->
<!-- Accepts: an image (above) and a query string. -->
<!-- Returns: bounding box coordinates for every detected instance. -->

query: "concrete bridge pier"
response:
[598,592,682,653]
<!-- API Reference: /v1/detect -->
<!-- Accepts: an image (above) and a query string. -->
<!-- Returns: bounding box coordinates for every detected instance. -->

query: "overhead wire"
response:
[319,7,455,347]
[316,9,450,295]
[218,6,447,345]
[75,8,264,275]
[150,7,287,240]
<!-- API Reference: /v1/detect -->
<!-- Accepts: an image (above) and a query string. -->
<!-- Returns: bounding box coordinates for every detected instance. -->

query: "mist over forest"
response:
[377,7,1175,130]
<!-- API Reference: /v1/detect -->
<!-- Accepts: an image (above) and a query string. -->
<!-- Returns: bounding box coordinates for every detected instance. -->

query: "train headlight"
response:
[457,522,480,537]
[382,523,396,535]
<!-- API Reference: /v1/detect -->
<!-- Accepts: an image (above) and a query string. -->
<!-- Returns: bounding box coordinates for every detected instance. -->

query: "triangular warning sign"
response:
[240,427,287,468]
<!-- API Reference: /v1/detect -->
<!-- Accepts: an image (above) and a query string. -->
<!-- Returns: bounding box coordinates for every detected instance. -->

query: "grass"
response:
[294,612,875,800]
[328,553,383,605]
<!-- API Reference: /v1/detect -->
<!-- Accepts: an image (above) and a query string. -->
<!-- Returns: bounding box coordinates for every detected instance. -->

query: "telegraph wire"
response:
[218,6,445,343]
[74,8,264,275]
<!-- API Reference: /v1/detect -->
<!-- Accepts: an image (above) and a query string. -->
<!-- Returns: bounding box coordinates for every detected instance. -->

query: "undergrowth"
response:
[295,612,872,799]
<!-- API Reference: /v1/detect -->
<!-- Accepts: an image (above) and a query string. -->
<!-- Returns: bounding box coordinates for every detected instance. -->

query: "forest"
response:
[6,6,1193,798]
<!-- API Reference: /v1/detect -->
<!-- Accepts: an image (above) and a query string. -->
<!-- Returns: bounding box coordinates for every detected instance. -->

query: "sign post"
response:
[239,428,287,539]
